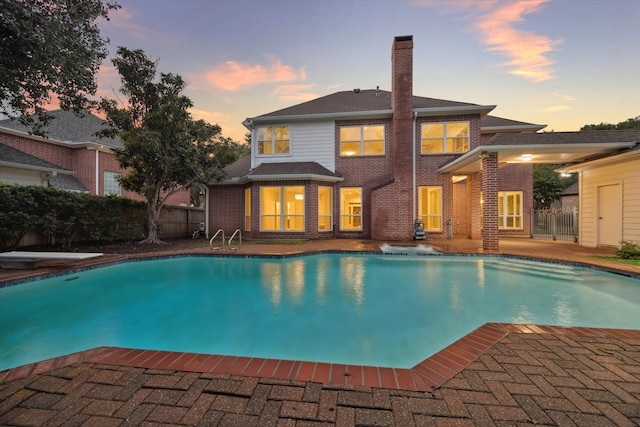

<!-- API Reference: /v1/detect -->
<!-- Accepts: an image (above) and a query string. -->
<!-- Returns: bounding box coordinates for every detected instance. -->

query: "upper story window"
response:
[257,126,290,155]
[340,125,385,156]
[421,122,469,154]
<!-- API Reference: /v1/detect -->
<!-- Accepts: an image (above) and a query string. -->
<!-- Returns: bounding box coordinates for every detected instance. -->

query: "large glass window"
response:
[340,125,384,156]
[418,186,442,231]
[244,187,251,231]
[260,186,305,231]
[104,171,121,196]
[498,191,522,229]
[421,122,469,154]
[340,188,362,230]
[257,126,290,155]
[318,186,333,231]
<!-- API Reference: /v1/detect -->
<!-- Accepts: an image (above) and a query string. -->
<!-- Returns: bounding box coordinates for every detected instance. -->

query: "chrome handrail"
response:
[209,229,224,250]
[228,229,241,251]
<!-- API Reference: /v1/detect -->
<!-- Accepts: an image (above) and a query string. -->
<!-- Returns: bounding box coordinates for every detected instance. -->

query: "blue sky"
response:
[93,0,640,142]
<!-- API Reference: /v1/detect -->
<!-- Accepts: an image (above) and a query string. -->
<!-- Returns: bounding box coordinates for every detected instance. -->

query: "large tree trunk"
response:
[140,200,165,244]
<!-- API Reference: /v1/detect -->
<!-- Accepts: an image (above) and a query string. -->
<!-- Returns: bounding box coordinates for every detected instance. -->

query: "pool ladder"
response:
[228,229,242,252]
[209,229,241,251]
[209,229,224,251]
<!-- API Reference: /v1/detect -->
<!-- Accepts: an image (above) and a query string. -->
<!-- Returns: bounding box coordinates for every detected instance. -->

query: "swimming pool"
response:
[1,254,639,371]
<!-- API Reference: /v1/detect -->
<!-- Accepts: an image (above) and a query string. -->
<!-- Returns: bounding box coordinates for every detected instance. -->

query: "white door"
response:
[598,184,622,246]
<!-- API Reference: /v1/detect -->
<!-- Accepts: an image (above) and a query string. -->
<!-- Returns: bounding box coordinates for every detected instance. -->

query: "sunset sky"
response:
[94,0,639,142]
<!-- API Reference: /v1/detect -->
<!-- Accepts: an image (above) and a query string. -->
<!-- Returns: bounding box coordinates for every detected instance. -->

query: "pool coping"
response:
[3,323,640,392]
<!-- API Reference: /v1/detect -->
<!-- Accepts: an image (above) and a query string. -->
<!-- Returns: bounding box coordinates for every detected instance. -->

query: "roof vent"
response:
[353,88,360,94]
[376,86,379,97]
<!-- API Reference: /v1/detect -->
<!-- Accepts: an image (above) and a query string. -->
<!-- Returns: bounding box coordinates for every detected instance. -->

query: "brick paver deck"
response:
[1,238,639,425]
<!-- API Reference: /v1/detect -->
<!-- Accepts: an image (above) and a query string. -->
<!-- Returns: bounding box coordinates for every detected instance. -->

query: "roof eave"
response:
[0,126,111,150]
[0,161,75,175]
[244,110,394,128]
[481,124,546,133]
[415,105,496,117]
[556,147,640,173]
[214,173,344,184]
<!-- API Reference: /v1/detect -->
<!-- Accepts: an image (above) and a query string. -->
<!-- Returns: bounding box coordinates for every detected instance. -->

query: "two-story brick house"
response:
[0,110,191,206]
[208,36,546,249]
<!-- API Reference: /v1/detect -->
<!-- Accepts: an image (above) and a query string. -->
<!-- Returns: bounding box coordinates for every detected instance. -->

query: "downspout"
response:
[95,148,99,195]
[205,185,210,238]
[412,111,417,220]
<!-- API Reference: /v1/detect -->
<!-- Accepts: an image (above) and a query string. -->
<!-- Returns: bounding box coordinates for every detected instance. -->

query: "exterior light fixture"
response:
[521,154,533,161]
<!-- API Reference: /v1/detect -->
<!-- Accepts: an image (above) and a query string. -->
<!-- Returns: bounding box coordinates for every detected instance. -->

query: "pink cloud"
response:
[205,59,306,91]
[415,0,560,82]
[475,0,560,82]
[273,84,319,102]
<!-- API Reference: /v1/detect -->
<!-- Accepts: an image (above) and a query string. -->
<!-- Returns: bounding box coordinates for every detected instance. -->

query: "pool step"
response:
[483,258,580,281]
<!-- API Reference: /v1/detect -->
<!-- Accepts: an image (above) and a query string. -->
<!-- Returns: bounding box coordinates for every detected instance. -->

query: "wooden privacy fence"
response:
[159,206,205,239]
[530,208,578,242]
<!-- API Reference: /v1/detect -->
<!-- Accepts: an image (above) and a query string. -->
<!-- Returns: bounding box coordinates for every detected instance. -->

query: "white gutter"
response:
[0,161,73,175]
[246,110,394,127]
[412,111,417,221]
[95,148,99,195]
[205,186,210,238]
[413,105,496,117]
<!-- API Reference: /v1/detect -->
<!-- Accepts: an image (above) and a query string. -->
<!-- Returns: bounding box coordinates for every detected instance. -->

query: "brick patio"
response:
[1,238,639,425]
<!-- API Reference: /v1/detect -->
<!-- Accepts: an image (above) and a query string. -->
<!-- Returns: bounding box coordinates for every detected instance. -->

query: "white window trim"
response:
[255,125,291,157]
[104,171,121,196]
[259,186,306,232]
[498,191,523,230]
[418,186,443,232]
[318,186,333,232]
[339,187,362,231]
[420,121,470,155]
[339,125,385,157]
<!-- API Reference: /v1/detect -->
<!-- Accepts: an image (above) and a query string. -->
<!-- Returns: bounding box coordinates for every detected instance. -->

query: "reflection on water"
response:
[261,263,282,308]
[340,256,365,307]
[511,305,533,324]
[285,260,305,304]
[476,259,486,290]
[315,257,329,304]
[554,295,576,324]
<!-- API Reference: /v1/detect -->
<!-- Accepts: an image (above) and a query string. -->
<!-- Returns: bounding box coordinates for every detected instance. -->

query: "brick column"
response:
[481,152,499,251]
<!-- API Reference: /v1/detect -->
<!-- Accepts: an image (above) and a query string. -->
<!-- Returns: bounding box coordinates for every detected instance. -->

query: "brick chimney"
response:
[391,35,413,181]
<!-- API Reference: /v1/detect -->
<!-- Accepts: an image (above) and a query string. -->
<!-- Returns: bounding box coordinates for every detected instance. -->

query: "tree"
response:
[99,47,230,244]
[1,0,120,135]
[533,164,577,209]
[581,115,640,131]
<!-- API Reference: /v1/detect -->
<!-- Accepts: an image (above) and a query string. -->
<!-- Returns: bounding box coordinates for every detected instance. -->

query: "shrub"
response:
[616,240,640,260]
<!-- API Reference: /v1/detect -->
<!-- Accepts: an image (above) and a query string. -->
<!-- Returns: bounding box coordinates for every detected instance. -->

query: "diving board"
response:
[0,251,103,269]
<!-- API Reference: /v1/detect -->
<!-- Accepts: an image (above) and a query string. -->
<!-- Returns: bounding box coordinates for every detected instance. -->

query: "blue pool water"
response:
[1,254,639,370]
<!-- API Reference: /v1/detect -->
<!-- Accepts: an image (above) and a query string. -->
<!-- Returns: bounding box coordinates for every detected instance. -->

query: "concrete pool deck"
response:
[1,238,639,425]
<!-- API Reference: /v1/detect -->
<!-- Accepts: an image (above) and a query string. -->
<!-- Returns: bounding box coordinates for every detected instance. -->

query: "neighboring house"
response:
[0,110,190,206]
[557,140,640,247]
[559,182,579,210]
[208,36,634,250]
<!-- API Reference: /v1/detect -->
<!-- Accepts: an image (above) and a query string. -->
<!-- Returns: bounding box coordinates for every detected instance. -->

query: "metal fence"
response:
[530,208,578,242]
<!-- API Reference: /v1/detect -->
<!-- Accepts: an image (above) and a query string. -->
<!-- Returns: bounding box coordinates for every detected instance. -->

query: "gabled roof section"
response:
[215,157,343,184]
[245,89,494,126]
[0,143,72,174]
[0,110,121,149]
[480,115,546,133]
[48,174,90,193]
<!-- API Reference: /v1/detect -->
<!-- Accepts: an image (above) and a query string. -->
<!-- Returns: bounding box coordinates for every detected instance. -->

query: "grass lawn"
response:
[593,256,640,266]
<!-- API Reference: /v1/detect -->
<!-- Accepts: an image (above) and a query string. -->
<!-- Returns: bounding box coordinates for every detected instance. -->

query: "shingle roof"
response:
[48,174,90,192]
[253,89,480,119]
[0,143,68,171]
[0,110,121,148]
[219,157,342,183]
[486,130,640,146]
[248,162,342,179]
[560,182,579,196]
[480,115,545,130]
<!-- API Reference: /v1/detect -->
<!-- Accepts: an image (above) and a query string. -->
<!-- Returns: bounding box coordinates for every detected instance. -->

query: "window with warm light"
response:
[421,122,469,154]
[340,188,362,230]
[318,186,333,231]
[260,186,304,231]
[244,187,251,231]
[418,186,442,231]
[257,126,290,155]
[340,125,384,156]
[104,171,121,196]
[498,191,522,229]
